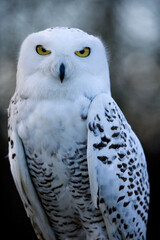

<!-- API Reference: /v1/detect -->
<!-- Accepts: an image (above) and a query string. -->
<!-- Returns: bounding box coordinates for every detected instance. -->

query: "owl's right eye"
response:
[36,45,51,55]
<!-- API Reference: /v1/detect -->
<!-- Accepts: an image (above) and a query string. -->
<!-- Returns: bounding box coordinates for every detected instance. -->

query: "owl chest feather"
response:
[17,97,93,210]
[13,95,107,239]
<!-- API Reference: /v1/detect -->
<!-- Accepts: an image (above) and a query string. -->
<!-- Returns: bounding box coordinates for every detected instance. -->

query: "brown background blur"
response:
[0,0,160,239]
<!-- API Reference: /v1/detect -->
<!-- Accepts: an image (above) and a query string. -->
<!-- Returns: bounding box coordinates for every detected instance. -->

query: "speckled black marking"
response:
[117,196,125,203]
[88,122,94,132]
[101,136,110,144]
[96,114,101,121]
[118,153,125,159]
[127,191,133,196]
[12,153,16,159]
[96,123,104,132]
[81,114,87,120]
[109,143,127,149]
[117,214,121,219]
[11,140,14,148]
[111,126,118,130]
[129,177,134,183]
[123,201,130,207]
[124,224,128,230]
[93,142,107,150]
[134,204,138,210]
[112,132,120,138]
[117,164,122,168]
[121,176,127,182]
[97,156,108,164]
[119,185,124,191]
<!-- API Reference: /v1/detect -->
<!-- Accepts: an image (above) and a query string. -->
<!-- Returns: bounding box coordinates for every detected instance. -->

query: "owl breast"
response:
[17,95,107,239]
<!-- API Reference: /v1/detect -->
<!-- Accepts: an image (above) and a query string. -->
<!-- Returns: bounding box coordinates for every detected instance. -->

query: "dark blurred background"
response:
[0,0,160,239]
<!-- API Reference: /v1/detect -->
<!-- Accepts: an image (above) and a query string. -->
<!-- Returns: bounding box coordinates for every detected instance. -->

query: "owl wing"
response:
[87,93,149,239]
[8,130,56,240]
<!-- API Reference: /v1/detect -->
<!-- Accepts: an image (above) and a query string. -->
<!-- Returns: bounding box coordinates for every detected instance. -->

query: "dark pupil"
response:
[42,47,46,52]
[80,49,85,54]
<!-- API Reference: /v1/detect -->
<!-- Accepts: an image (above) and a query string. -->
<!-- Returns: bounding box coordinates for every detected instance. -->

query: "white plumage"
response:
[8,27,149,240]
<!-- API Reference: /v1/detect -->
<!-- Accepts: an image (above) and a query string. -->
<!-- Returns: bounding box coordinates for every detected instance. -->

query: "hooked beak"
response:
[59,63,65,83]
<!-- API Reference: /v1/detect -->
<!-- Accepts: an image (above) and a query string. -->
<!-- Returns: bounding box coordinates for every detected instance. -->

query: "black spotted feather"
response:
[87,93,150,240]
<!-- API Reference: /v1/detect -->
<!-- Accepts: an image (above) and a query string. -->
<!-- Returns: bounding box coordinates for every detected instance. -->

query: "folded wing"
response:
[8,130,56,240]
[87,93,149,240]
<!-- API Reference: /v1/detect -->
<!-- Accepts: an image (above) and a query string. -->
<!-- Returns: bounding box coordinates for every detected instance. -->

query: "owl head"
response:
[16,27,111,100]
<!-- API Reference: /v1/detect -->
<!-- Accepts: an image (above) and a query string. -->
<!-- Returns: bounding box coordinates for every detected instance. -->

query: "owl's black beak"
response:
[59,63,65,83]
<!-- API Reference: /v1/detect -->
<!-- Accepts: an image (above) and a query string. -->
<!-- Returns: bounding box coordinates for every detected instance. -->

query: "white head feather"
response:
[16,27,111,100]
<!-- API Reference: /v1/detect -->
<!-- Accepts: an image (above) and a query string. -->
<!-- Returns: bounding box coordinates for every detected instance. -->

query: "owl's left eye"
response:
[75,47,90,57]
[36,45,51,55]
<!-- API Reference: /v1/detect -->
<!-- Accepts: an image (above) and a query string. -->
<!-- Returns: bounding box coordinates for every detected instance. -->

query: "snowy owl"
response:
[8,27,149,240]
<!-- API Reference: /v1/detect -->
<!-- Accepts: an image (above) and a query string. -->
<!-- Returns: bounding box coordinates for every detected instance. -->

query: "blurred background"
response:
[0,0,159,239]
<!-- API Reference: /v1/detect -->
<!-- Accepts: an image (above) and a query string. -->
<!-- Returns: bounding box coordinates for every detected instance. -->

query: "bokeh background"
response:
[1,0,160,239]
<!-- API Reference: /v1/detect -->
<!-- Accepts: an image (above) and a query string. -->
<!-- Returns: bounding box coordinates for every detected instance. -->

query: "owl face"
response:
[17,28,110,99]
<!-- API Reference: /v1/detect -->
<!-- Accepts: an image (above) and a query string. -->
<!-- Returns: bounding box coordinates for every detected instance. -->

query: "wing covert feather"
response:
[87,93,149,239]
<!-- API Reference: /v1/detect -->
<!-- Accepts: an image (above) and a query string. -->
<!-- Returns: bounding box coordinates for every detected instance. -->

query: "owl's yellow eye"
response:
[36,45,51,55]
[75,47,90,57]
